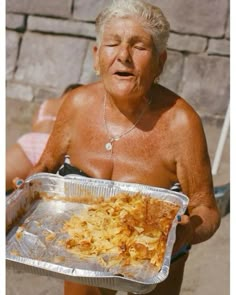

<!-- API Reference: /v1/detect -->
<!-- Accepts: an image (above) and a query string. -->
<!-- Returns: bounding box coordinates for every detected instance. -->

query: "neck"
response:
[103,93,152,152]
[105,93,151,122]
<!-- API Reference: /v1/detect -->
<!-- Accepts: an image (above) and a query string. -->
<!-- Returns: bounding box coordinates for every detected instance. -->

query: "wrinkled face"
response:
[94,17,165,99]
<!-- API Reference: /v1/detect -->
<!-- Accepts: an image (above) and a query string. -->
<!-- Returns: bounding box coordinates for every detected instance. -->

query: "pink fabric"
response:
[36,101,56,123]
[17,132,50,165]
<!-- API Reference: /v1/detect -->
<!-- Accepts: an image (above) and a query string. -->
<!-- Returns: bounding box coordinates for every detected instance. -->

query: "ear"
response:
[157,50,167,76]
[93,45,100,73]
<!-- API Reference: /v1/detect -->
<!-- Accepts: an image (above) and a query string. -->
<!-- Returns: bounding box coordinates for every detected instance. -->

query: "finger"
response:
[13,177,25,189]
[177,214,190,225]
[16,179,24,188]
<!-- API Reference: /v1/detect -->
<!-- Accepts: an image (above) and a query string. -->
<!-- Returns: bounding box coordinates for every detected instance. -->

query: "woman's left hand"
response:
[172,214,194,255]
[12,177,25,190]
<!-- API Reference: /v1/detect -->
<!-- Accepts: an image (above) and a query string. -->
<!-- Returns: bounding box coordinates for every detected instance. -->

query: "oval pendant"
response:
[105,142,112,151]
[112,136,119,141]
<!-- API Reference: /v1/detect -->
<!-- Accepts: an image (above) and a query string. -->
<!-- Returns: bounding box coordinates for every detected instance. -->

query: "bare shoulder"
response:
[156,85,203,134]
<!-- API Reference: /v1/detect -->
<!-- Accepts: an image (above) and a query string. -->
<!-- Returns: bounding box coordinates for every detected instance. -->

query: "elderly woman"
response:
[18,0,220,294]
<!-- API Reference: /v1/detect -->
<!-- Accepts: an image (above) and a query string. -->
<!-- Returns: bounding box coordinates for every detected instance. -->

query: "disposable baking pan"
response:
[6,173,189,294]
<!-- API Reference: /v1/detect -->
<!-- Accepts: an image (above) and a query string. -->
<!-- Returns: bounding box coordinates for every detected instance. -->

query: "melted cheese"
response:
[63,193,179,271]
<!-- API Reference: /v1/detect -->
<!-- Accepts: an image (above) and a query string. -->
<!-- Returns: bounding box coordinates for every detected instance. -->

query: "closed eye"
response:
[134,45,146,50]
[106,43,119,47]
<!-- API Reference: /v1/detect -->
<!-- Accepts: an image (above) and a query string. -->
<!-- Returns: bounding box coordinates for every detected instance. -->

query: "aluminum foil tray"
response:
[6,173,189,294]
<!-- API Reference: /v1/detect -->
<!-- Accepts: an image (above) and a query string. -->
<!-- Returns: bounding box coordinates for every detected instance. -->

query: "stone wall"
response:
[6,0,230,184]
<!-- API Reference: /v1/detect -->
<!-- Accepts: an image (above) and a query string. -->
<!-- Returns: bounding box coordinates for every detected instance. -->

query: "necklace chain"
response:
[103,94,151,151]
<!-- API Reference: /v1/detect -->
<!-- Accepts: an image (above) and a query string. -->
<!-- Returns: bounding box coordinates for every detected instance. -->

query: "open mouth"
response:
[114,71,134,77]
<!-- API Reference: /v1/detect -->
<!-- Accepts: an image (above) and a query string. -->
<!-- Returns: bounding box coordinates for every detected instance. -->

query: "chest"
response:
[67,116,177,187]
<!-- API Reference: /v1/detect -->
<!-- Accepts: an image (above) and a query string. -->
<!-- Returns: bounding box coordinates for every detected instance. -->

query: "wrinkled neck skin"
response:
[104,86,154,121]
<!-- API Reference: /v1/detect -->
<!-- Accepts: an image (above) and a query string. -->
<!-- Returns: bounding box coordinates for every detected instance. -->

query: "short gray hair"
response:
[95,0,170,53]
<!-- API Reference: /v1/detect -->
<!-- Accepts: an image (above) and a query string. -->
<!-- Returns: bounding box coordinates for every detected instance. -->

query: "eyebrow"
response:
[104,34,151,44]
[104,34,121,40]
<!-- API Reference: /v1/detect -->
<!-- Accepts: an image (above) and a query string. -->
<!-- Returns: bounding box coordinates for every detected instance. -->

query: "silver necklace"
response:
[103,94,151,151]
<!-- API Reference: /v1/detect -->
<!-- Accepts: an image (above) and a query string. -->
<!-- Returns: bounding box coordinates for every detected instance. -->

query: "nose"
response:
[117,44,132,64]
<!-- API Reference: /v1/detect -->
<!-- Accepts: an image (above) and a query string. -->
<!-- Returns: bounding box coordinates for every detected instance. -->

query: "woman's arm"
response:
[173,105,221,250]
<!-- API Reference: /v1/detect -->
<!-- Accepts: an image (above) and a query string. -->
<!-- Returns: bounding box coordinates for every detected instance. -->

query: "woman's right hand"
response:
[12,177,25,190]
